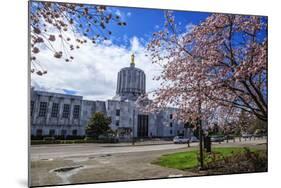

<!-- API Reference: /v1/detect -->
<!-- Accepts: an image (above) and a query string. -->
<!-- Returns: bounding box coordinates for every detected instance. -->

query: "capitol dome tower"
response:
[114,54,146,101]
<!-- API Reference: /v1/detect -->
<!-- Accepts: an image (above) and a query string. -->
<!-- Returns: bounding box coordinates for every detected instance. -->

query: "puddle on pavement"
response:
[53,165,83,173]
[40,158,53,161]
[50,165,96,184]
[100,154,112,157]
[51,153,113,184]
[50,165,84,184]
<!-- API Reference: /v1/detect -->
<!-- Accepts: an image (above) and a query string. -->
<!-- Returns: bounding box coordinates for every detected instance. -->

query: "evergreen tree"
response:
[86,112,112,139]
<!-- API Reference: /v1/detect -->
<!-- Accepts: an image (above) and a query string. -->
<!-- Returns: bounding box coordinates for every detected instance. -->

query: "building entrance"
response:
[137,115,149,137]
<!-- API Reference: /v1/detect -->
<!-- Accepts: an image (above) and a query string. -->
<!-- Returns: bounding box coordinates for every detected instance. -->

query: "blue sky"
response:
[104,6,210,47]
[31,2,267,100]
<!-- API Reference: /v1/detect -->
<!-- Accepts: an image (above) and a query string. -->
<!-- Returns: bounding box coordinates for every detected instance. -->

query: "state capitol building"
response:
[30,55,191,140]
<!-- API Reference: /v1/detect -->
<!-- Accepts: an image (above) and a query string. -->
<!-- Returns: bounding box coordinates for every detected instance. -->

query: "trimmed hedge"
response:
[31,138,119,145]
[31,135,85,140]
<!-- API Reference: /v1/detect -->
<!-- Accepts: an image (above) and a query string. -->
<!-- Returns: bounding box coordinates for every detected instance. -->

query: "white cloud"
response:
[115,9,121,17]
[31,34,162,101]
[185,23,195,33]
[113,9,131,21]
[130,36,142,52]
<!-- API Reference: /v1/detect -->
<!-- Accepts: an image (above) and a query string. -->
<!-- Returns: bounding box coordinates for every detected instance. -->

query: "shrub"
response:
[203,147,267,173]
[86,112,112,139]
[30,137,119,145]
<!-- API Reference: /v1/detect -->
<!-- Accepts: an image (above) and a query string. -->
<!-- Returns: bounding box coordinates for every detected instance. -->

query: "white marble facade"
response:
[30,56,190,139]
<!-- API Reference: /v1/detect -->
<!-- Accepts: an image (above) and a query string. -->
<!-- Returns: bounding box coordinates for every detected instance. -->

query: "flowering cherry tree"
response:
[30,1,126,75]
[146,12,267,123]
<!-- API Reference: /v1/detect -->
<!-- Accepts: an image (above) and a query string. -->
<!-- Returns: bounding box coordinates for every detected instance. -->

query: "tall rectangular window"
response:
[73,105,80,119]
[62,104,70,118]
[36,129,42,136]
[31,101,34,117]
[116,120,119,126]
[170,122,173,127]
[72,129,77,136]
[116,109,120,116]
[61,129,67,136]
[49,129,55,136]
[38,102,47,117]
[51,103,59,117]
[170,113,173,119]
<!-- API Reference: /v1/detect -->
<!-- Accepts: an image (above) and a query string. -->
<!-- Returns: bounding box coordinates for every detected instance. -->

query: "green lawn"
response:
[152,147,257,170]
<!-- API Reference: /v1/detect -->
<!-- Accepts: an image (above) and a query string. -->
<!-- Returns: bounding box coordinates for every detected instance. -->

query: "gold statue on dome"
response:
[131,53,135,65]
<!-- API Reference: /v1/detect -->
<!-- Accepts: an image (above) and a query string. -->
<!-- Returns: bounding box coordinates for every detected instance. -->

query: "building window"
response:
[36,129,42,136]
[72,129,77,136]
[116,120,119,126]
[61,129,67,136]
[170,113,173,119]
[170,130,173,135]
[38,102,47,117]
[31,101,34,116]
[49,129,55,136]
[170,122,173,127]
[62,104,70,118]
[73,105,80,119]
[116,109,120,116]
[51,103,59,117]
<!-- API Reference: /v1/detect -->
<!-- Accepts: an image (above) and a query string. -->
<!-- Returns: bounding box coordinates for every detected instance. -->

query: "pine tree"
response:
[86,112,112,139]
